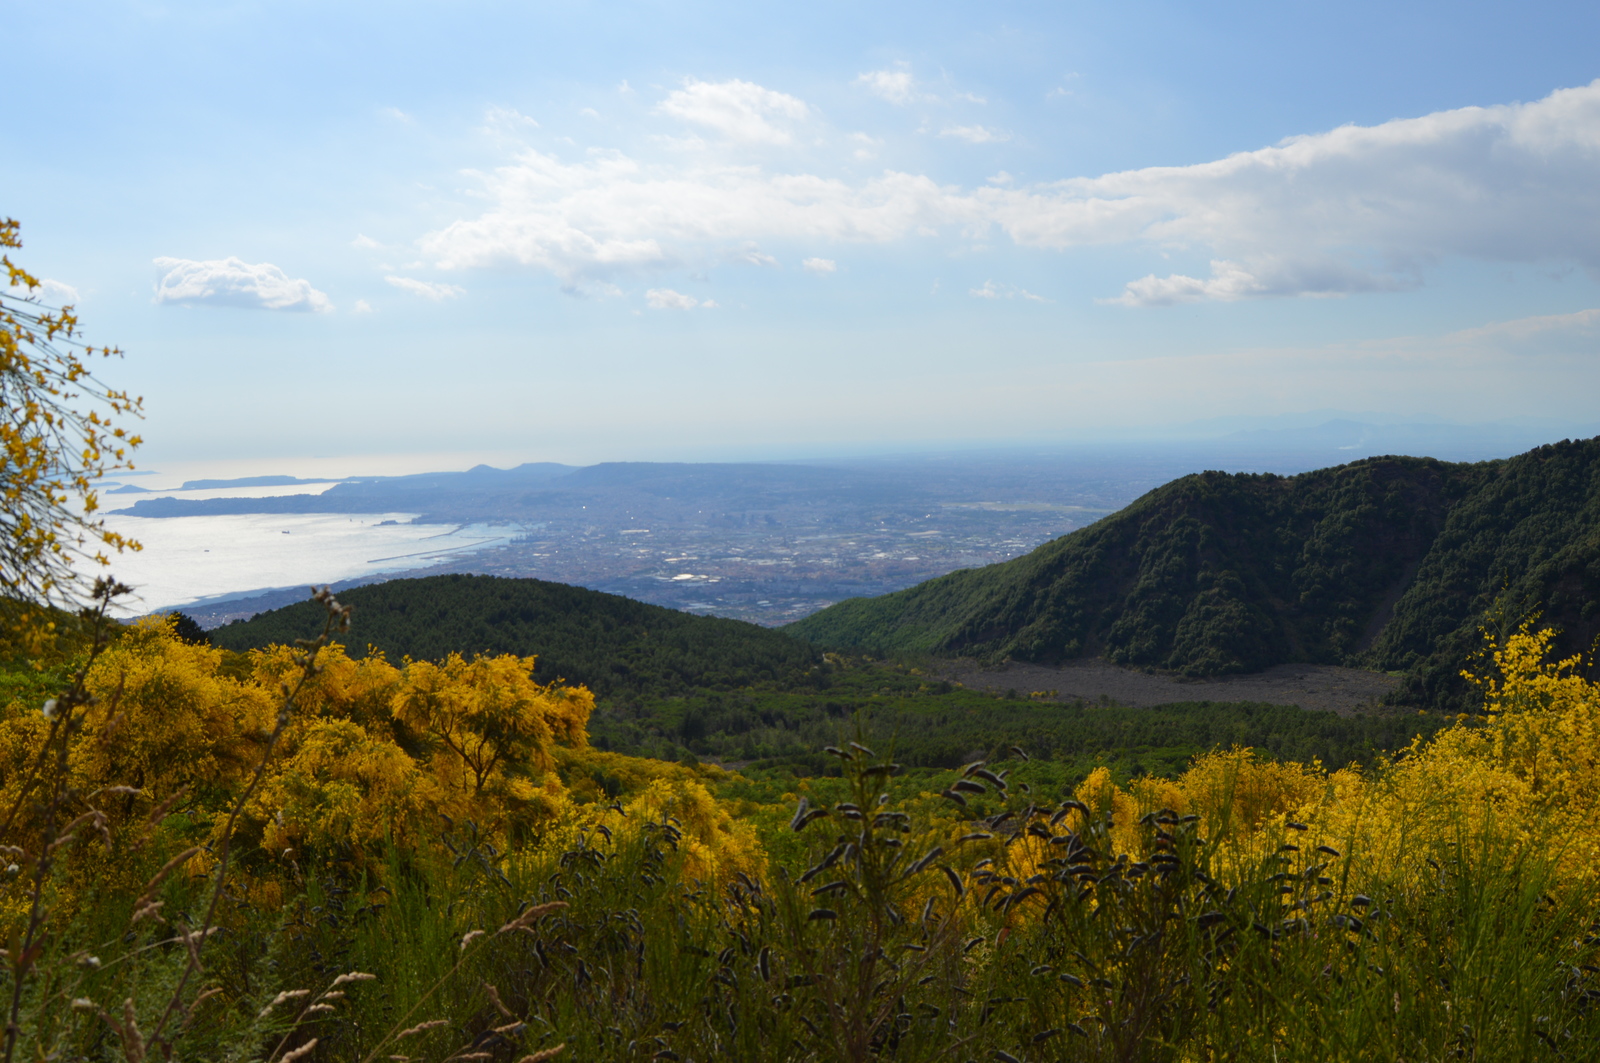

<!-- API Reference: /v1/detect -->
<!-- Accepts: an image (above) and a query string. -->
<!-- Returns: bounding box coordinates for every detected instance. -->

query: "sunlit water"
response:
[98,511,517,614]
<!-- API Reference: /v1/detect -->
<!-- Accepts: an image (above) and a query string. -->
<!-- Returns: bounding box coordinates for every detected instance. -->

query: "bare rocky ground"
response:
[933,658,1401,716]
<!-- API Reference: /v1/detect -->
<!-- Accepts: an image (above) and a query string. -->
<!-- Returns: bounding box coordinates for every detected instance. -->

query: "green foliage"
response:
[210,573,823,698]
[594,660,1446,781]
[791,440,1600,709]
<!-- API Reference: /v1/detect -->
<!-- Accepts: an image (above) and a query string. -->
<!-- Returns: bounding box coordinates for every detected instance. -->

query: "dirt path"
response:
[933,658,1400,716]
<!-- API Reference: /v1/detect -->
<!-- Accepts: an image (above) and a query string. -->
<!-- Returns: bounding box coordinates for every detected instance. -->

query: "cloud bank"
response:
[422,79,1600,303]
[153,257,332,312]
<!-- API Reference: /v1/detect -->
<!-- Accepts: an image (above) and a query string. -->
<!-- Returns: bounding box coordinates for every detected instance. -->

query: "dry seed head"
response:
[281,1038,319,1062]
[498,901,567,935]
[460,929,487,950]
[120,998,146,1063]
[484,982,514,1018]
[396,1019,450,1039]
[259,989,312,1018]
[331,971,377,987]
[516,1047,567,1063]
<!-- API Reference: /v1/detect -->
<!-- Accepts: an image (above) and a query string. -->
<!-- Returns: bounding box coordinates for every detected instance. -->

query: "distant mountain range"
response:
[789,437,1600,710]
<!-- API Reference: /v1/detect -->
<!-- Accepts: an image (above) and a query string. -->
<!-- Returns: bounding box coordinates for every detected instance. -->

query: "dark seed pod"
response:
[807,908,837,921]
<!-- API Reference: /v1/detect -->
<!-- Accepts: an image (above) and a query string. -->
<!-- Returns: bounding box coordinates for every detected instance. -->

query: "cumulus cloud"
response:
[421,80,1600,303]
[655,78,809,145]
[646,288,715,310]
[941,125,1010,144]
[856,68,917,105]
[5,277,80,306]
[802,257,837,273]
[353,299,373,313]
[153,257,332,312]
[420,147,970,284]
[351,233,383,250]
[1009,80,1600,304]
[385,276,465,300]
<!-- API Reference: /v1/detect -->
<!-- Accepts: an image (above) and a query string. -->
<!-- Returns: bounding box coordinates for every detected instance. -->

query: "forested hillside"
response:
[210,573,823,696]
[790,438,1600,708]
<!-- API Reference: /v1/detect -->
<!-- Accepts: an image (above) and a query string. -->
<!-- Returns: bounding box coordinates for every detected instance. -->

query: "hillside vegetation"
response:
[210,573,824,697]
[790,438,1600,708]
[5,601,1600,1061]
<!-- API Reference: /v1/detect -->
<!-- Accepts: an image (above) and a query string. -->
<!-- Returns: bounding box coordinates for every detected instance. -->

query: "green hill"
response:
[788,439,1600,710]
[209,574,822,698]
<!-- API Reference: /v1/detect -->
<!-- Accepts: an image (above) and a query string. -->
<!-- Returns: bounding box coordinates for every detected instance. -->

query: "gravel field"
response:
[934,658,1401,717]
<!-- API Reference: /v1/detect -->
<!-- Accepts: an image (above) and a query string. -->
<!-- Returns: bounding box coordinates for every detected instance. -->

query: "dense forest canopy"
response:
[210,573,824,698]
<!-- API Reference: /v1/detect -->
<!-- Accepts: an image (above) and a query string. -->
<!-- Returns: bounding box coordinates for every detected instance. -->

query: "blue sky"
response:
[6,0,1600,470]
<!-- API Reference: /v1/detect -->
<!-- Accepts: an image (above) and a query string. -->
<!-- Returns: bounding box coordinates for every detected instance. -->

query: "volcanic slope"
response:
[209,574,822,698]
[787,438,1600,710]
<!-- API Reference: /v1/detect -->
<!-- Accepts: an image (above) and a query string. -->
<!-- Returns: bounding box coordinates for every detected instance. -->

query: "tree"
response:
[1,218,142,615]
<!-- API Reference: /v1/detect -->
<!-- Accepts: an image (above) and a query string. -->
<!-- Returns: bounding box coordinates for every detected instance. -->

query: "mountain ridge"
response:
[787,438,1600,710]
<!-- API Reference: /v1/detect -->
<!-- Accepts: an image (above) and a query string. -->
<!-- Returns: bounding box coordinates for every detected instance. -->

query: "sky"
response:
[6,0,1600,472]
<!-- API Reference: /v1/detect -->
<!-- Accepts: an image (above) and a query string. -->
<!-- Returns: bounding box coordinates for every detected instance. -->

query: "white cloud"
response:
[153,257,331,312]
[655,78,809,145]
[848,132,880,161]
[353,299,373,313]
[382,107,413,124]
[422,80,1600,304]
[856,68,917,105]
[940,125,1011,144]
[484,106,540,136]
[5,277,80,306]
[351,233,382,250]
[646,287,714,310]
[969,280,1050,302]
[385,276,465,300]
[802,257,837,274]
[1007,79,1600,303]
[730,244,779,267]
[420,147,971,284]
